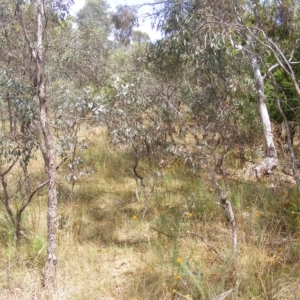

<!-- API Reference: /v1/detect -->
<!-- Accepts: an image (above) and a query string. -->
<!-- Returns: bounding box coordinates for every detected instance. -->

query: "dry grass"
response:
[0,126,300,299]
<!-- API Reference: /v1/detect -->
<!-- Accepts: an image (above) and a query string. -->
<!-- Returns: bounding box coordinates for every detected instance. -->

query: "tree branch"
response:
[20,180,49,214]
[14,2,35,59]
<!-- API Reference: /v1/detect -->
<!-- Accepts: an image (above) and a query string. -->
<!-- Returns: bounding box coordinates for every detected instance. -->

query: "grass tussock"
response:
[0,126,300,299]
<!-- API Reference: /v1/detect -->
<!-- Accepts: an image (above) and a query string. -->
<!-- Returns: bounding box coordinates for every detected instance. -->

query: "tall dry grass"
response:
[0,126,300,299]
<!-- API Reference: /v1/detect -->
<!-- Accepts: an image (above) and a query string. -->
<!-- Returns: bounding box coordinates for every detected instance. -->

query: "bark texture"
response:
[16,0,58,289]
[35,1,58,289]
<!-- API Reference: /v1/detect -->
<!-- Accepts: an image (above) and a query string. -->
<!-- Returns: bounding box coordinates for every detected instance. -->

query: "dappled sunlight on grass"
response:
[0,126,300,299]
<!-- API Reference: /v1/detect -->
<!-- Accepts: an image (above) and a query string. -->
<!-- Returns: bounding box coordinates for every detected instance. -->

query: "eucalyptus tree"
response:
[13,0,74,290]
[0,71,42,243]
[46,0,113,195]
[112,5,139,46]
[0,0,43,244]
[0,0,113,291]
[231,0,300,179]
[257,0,300,189]
[152,0,300,180]
[96,40,188,213]
[0,0,34,133]
[220,0,300,187]
[132,30,150,44]
[0,0,91,247]
[64,0,111,87]
[144,2,255,176]
[77,0,110,31]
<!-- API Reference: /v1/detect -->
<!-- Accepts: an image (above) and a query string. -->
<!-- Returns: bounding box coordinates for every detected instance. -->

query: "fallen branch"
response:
[212,289,234,300]
[189,231,225,262]
[151,227,224,261]
[254,192,265,208]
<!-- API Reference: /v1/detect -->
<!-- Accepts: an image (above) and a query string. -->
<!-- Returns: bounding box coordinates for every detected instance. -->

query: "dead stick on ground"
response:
[133,149,148,217]
[151,227,225,261]
[213,169,238,269]
[219,191,238,268]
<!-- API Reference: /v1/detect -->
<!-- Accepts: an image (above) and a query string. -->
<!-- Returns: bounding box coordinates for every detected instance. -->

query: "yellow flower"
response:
[174,274,180,280]
[132,215,137,220]
[177,257,183,264]
[172,289,177,293]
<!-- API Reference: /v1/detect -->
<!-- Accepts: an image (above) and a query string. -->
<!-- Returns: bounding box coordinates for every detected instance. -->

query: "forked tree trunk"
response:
[250,56,278,178]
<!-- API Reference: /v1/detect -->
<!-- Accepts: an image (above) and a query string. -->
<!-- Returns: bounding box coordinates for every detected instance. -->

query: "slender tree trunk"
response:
[250,56,278,178]
[231,0,278,178]
[15,1,58,289]
[40,98,58,289]
[34,0,58,289]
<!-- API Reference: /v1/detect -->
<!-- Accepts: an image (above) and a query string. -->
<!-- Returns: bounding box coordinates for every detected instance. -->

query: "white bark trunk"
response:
[251,56,278,178]
[252,56,277,157]
[231,0,278,178]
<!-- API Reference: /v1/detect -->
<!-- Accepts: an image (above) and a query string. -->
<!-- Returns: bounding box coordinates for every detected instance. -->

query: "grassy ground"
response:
[0,127,300,299]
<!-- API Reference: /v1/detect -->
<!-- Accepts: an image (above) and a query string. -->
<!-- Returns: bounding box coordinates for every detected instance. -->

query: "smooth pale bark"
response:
[252,56,277,157]
[250,56,278,178]
[231,0,278,178]
[251,56,278,178]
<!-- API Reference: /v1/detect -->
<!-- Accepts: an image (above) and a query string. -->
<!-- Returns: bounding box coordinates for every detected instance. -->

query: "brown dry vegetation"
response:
[0,127,300,300]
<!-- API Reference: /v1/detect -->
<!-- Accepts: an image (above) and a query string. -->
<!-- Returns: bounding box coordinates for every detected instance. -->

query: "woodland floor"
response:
[0,127,300,300]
